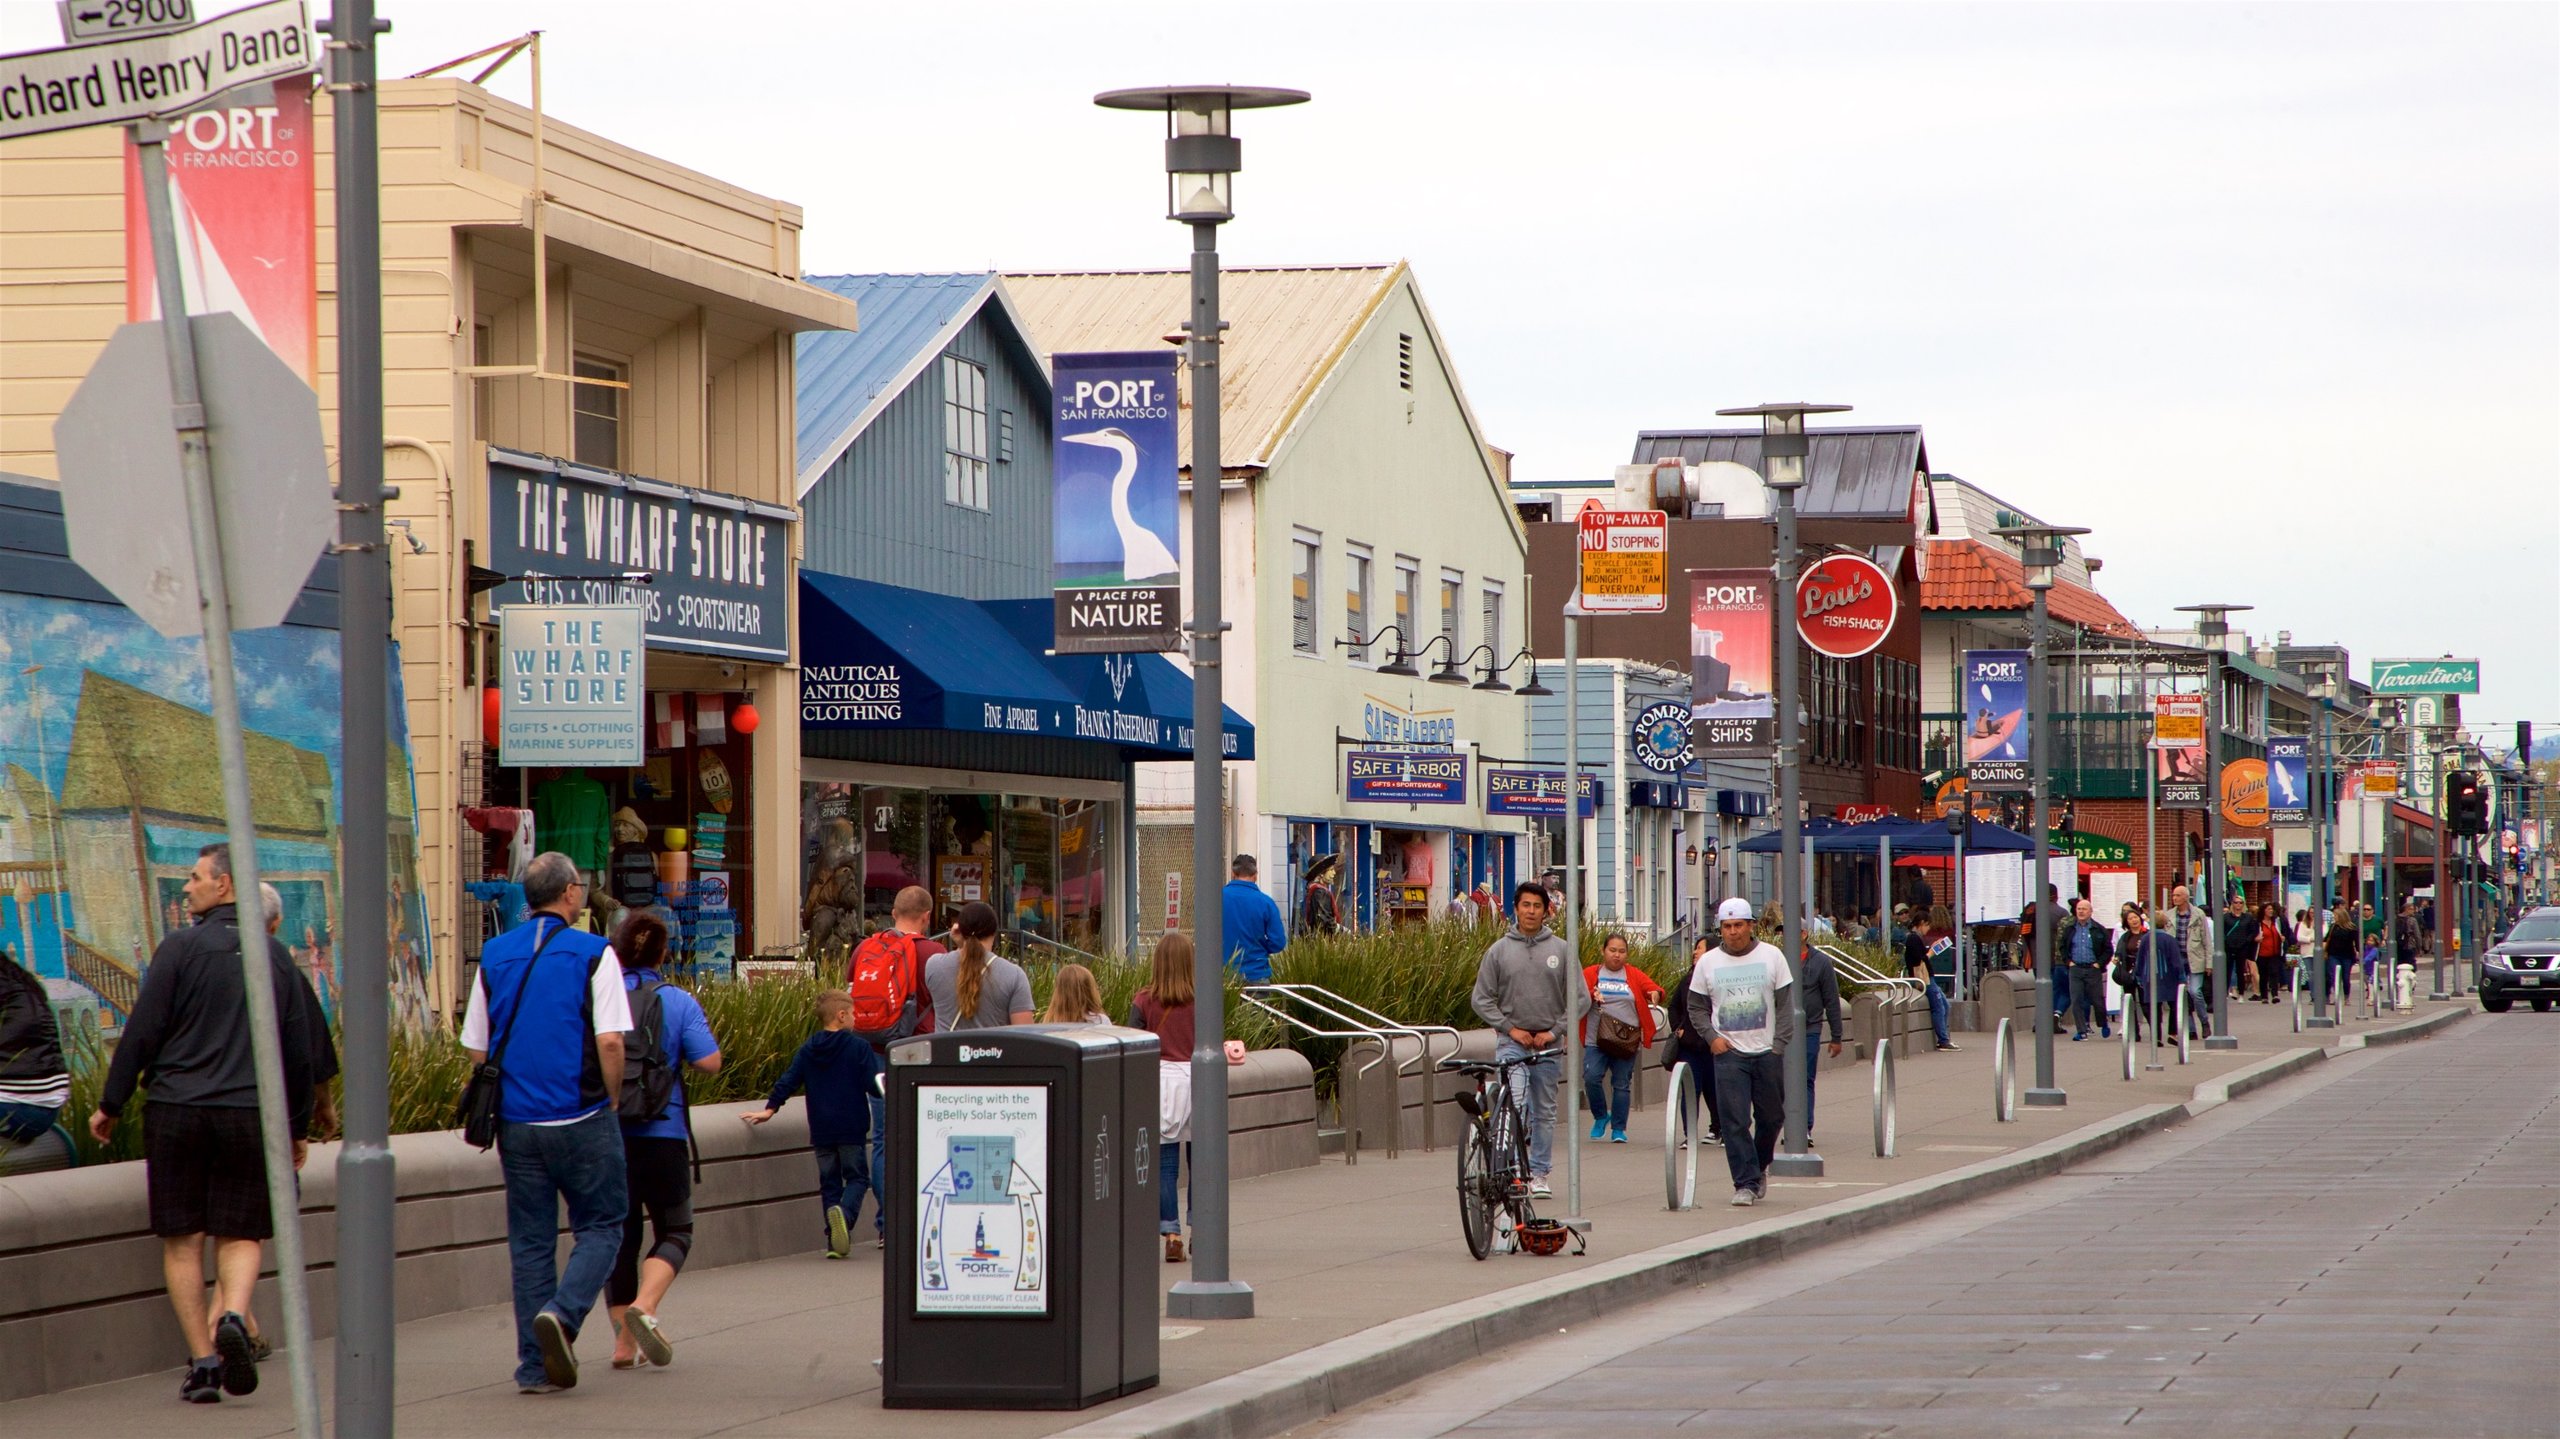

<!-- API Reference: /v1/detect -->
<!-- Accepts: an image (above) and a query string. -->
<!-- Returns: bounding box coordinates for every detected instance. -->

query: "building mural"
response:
[0,591,432,1034]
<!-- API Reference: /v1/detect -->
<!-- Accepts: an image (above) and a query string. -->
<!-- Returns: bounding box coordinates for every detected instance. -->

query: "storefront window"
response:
[803,779,1111,958]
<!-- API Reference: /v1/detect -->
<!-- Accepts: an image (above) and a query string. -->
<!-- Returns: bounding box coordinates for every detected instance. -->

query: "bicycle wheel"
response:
[1456,1128,1495,1260]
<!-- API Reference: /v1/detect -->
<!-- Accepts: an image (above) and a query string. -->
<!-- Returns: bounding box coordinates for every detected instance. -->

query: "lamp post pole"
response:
[2180,605,2249,1050]
[2307,683,2337,1027]
[1099,84,1307,1323]
[1720,402,1850,1178]
[1997,525,2087,1106]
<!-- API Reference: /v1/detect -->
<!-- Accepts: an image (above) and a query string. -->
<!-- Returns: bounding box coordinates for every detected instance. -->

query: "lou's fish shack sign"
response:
[486,448,792,663]
[2368,658,2479,696]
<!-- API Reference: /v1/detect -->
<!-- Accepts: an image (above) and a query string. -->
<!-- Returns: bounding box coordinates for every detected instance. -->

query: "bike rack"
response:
[2292,977,2307,1034]
[1873,1042,1898,1158]
[1993,1017,2017,1122]
[2121,1002,2138,1081]
[1237,984,1461,1163]
[1663,1060,1701,1211]
[1815,942,1930,1057]
[2175,988,2192,1065]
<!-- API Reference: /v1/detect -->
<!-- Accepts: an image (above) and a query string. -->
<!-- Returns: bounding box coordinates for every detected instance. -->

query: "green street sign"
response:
[2369,658,2480,695]
[2048,829,2134,864]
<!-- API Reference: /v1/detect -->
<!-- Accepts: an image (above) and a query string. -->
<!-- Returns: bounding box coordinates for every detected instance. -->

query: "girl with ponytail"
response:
[923,900,1032,1030]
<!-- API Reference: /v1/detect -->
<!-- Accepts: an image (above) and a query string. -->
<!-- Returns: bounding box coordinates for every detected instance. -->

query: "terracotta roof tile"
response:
[1921,539,2140,637]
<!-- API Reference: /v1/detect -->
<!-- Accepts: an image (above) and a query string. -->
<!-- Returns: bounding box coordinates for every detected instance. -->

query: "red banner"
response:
[1689,569,1774,756]
[125,76,316,383]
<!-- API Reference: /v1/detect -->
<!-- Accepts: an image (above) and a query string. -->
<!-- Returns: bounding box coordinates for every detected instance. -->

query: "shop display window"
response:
[799,781,1111,958]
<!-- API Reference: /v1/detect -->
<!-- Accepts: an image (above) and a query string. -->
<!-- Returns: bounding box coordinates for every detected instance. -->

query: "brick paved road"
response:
[1306,1013,2559,1439]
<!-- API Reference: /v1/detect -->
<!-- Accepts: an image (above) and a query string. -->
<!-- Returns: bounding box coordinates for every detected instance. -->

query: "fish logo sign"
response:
[1104,653,1133,704]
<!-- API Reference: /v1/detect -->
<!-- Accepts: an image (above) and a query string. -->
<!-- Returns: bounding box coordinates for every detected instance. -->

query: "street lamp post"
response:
[1997,524,2089,1107]
[2377,704,2402,1009]
[2306,672,2339,1027]
[2178,604,2251,1051]
[1097,83,1307,1322]
[1718,401,1852,1176]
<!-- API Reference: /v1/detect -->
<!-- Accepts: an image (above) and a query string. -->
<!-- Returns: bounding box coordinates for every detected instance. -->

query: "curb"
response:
[1057,1003,2474,1439]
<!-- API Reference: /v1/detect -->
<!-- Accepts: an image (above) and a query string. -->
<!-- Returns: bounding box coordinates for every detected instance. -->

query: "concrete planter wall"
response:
[0,1048,1320,1403]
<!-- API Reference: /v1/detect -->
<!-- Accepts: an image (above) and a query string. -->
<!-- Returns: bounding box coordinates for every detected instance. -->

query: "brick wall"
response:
[1136,813,1197,947]
[2074,797,2207,908]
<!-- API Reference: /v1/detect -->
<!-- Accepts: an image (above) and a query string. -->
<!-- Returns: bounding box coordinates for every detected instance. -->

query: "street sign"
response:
[2368,657,2480,695]
[1575,507,1668,613]
[1794,551,1898,659]
[55,313,331,636]
[0,0,310,142]
[57,0,198,44]
[2361,762,2402,797]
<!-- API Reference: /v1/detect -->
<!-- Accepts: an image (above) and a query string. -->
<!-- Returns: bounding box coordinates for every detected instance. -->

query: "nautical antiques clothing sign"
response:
[1052,351,1182,654]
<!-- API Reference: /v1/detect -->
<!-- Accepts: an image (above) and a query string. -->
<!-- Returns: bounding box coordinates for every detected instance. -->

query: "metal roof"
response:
[795,273,1044,496]
[1003,264,1400,472]
[1629,425,1928,521]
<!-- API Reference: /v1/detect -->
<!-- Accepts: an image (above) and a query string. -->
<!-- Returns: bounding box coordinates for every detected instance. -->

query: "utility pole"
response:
[2182,605,2249,1051]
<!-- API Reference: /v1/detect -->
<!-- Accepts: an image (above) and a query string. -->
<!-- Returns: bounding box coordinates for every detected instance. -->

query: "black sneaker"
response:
[1936,1041,1962,1051]
[532,1310,578,1390]
[181,1360,224,1404]
[214,1312,259,1396]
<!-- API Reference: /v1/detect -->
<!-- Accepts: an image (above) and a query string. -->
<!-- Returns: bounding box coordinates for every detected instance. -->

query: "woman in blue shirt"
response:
[604,911,722,1369]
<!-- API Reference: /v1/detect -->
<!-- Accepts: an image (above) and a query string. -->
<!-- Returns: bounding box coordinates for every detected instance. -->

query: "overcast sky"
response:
[7,1,2551,731]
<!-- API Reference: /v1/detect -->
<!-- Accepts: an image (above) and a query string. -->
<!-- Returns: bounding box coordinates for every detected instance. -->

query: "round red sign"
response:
[1794,553,1899,660]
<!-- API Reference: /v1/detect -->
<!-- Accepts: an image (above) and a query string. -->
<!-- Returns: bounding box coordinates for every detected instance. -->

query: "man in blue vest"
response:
[1219,854,1288,982]
[462,851,632,1394]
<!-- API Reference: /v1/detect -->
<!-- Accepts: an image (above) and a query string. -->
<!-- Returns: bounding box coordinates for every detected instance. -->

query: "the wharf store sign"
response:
[487,449,792,662]
[498,604,644,767]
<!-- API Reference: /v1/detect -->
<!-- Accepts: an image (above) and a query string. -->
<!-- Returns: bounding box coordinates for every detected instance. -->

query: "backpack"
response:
[847,928,923,1045]
[618,971,680,1124]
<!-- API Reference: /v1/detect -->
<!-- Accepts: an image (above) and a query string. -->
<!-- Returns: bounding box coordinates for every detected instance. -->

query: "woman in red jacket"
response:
[1582,933,1666,1143]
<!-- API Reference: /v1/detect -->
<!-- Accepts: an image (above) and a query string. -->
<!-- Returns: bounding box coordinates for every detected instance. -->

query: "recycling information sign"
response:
[913,1084,1050,1316]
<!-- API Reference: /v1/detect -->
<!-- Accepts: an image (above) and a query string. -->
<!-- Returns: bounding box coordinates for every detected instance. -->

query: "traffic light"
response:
[2521,721,2536,766]
[2448,770,2488,836]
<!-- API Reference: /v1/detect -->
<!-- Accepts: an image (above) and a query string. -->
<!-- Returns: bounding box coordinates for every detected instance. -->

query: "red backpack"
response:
[847,928,923,1045]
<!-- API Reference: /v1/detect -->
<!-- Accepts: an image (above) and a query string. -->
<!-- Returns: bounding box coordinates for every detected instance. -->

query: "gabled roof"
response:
[1630,426,1927,521]
[1002,264,1400,472]
[794,273,1043,498]
[1921,538,2141,638]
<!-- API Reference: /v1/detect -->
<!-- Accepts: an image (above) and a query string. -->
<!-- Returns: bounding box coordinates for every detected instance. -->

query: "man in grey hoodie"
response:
[1470,880,1574,1196]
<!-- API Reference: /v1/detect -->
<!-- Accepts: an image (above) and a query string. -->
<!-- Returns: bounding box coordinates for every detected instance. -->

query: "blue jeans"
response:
[1712,1048,1784,1192]
[1926,977,1952,1046]
[1582,1046,1634,1131]
[1493,1037,1559,1179]
[813,1144,868,1237]
[0,1099,61,1146]
[865,1092,891,1235]
[1158,1141,1187,1235]
[1799,1032,1821,1133]
[498,1108,628,1388]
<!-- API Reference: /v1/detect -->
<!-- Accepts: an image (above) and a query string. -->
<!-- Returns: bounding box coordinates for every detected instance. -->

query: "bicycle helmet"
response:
[1517,1218,1568,1256]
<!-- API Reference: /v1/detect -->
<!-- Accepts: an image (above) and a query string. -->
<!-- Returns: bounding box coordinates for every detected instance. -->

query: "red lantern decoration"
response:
[482,685,502,738]
[730,699,760,736]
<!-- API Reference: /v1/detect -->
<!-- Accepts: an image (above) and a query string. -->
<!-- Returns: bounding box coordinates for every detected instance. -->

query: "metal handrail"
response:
[1002,928,1109,968]
[1873,1043,1898,1158]
[1664,1060,1701,1210]
[1237,983,1460,1161]
[1993,1017,2017,1121]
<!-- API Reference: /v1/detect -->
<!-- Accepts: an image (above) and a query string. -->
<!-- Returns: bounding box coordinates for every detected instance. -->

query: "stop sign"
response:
[53,314,331,638]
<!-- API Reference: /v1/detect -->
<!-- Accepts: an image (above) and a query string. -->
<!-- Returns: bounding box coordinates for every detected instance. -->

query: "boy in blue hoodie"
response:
[741,992,881,1259]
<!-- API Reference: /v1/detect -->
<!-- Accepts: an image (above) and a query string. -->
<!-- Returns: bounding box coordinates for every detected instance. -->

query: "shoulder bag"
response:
[456,921,567,1149]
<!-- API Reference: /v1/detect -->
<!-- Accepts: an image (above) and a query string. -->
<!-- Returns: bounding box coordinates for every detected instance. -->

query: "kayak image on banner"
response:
[1052,352,1182,654]
[1963,649,2030,787]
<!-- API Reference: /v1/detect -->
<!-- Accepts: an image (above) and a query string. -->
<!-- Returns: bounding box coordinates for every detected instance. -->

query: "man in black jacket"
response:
[2061,897,2113,1040]
[92,844,321,1405]
[0,944,68,1147]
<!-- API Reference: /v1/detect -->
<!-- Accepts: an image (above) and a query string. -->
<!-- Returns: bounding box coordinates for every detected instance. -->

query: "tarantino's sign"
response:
[486,449,791,662]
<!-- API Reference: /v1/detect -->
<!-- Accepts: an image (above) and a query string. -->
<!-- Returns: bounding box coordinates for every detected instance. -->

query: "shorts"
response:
[145,1101,277,1239]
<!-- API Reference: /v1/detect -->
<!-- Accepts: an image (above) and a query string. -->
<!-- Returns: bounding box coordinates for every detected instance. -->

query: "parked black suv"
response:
[2480,907,2560,1012]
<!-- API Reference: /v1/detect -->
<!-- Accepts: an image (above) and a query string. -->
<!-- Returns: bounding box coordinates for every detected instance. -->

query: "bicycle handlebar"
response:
[1437,1047,1563,1074]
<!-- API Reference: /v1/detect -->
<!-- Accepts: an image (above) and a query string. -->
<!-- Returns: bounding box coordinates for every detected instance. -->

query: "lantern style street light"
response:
[2177,603,2252,1050]
[1096,83,1308,1323]
[1995,523,2089,1106]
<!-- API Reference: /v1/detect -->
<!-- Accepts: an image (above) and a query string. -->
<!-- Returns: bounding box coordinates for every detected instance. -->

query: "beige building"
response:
[0,75,856,1016]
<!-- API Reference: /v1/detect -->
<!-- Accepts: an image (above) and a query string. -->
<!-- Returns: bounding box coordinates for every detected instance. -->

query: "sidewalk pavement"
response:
[0,991,2472,1439]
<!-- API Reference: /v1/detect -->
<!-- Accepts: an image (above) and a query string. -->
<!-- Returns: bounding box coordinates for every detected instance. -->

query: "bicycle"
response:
[1439,1048,1578,1259]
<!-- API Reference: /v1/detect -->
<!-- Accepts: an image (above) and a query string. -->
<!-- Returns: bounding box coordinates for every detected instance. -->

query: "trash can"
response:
[882,1024,1161,1409]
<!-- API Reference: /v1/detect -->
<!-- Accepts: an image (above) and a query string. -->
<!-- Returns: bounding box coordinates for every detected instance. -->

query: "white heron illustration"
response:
[1061,427,1180,582]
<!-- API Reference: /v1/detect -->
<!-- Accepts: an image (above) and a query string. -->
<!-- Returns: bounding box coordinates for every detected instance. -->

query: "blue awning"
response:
[1736,816,2035,856]
[798,573,1251,760]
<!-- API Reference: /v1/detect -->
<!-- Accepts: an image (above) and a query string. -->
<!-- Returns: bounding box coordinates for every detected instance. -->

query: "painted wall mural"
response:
[0,591,432,1034]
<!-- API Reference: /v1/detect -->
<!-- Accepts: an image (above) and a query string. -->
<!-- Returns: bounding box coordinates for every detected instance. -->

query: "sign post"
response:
[36,10,324,1435]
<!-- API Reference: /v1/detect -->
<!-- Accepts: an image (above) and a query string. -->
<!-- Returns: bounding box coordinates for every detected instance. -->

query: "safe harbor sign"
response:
[1346,749,1468,805]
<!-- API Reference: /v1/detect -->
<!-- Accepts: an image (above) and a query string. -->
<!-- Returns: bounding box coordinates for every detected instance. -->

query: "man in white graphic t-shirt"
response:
[1696,896,1797,1207]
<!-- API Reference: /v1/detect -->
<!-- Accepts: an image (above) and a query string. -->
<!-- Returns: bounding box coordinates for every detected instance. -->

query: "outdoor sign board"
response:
[124,72,315,381]
[1962,649,2030,788]
[486,452,791,662]
[0,0,311,141]
[2220,757,2270,829]
[1688,569,1774,757]
[1793,552,1898,660]
[2153,692,2208,809]
[1051,351,1181,654]
[1484,768,1597,819]
[497,604,645,767]
[2368,658,2480,696]
[58,0,200,43]
[913,1084,1050,1315]
[2362,762,2401,797]
[2048,830,2135,865]
[1629,699,1694,776]
[1345,749,1468,805]
[1575,508,1668,613]
[2267,737,2310,821]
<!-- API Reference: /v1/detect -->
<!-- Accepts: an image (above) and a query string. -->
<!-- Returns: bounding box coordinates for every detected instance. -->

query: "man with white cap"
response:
[1695,897,1797,1206]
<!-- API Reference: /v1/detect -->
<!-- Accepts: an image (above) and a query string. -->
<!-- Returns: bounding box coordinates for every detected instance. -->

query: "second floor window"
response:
[1439,569,1463,658]
[1394,559,1419,661]
[944,355,990,510]
[573,355,623,468]
[1479,583,1505,674]
[1344,546,1373,659]
[1291,534,1321,654]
